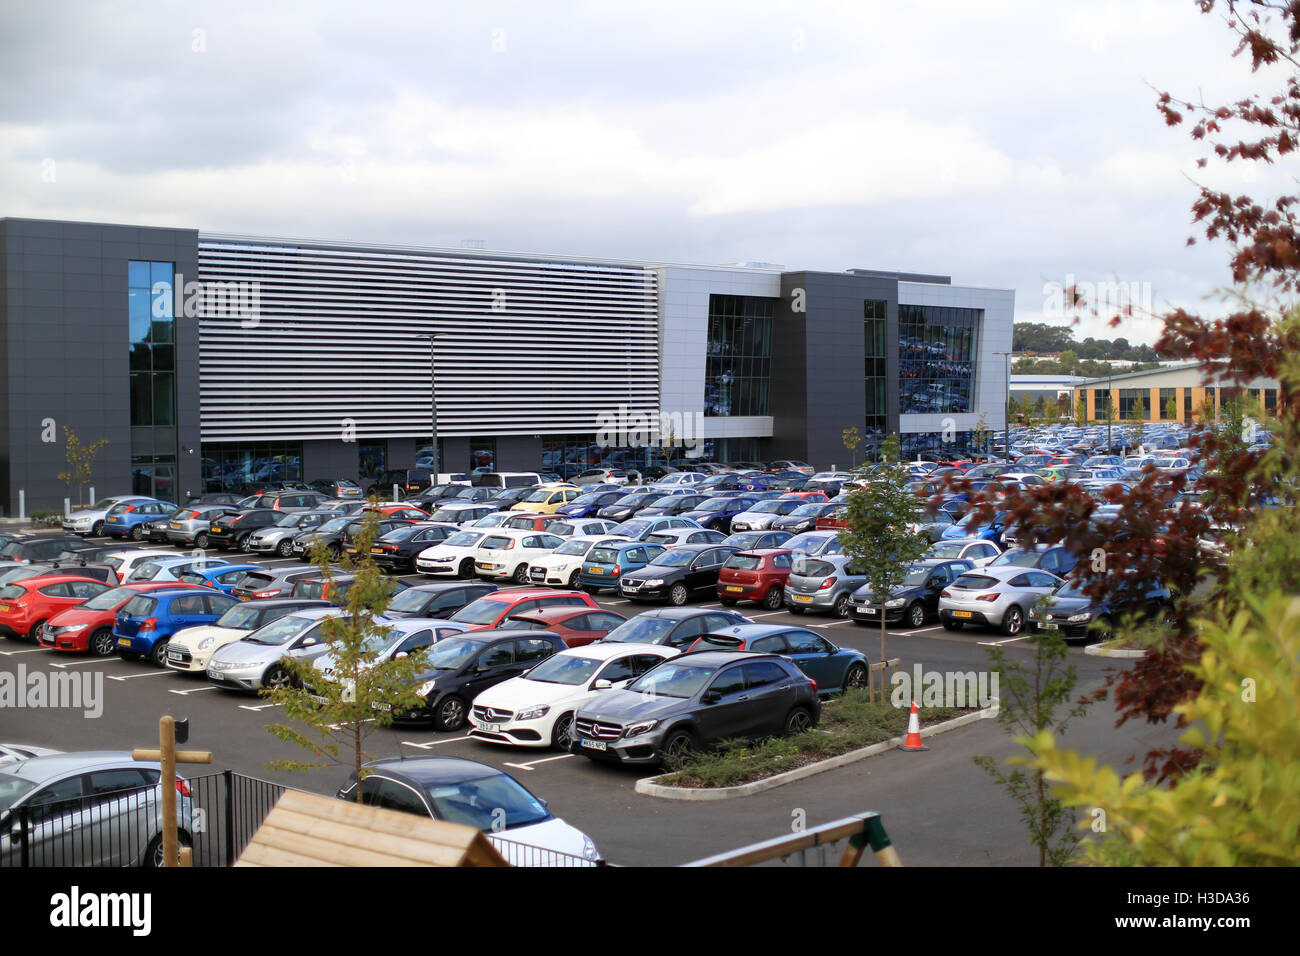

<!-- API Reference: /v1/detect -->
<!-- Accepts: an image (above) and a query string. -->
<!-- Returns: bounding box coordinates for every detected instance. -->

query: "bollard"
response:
[64,498,71,519]
[392,483,400,502]
[18,490,25,521]
[89,487,95,507]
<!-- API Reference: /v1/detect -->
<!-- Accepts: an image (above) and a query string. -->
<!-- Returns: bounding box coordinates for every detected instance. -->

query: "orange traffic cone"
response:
[901,700,928,751]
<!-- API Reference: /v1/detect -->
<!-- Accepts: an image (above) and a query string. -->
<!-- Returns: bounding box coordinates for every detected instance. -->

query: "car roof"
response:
[511,606,609,623]
[957,565,1052,580]
[667,650,784,667]
[362,755,503,786]
[630,606,737,622]
[0,751,156,785]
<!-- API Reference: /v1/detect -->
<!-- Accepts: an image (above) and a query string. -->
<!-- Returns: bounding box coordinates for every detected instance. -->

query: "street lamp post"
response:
[1107,369,1113,453]
[417,334,445,477]
[993,351,1011,462]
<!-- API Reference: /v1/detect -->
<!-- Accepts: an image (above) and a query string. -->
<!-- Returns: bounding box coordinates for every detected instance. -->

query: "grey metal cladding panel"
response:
[301,440,361,482]
[21,237,62,256]
[496,436,543,472]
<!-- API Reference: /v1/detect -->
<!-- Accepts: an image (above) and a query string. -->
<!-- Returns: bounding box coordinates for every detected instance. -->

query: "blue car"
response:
[680,496,760,533]
[114,586,239,665]
[580,540,668,593]
[554,490,624,518]
[940,510,1010,545]
[175,562,263,594]
[103,499,177,541]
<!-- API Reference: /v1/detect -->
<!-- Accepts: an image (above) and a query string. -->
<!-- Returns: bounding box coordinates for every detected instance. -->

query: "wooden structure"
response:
[133,715,212,867]
[235,790,508,867]
[683,812,901,867]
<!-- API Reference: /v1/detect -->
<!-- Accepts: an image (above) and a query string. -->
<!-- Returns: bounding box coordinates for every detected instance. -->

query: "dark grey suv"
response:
[572,650,820,766]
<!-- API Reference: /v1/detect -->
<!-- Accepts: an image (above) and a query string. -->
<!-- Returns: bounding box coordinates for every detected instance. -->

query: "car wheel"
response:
[263,664,293,690]
[832,593,851,617]
[668,583,689,606]
[458,558,475,580]
[551,712,575,750]
[434,695,468,732]
[788,605,805,615]
[844,663,868,691]
[144,830,193,868]
[941,618,964,631]
[238,534,255,553]
[129,525,144,541]
[784,706,814,736]
[762,586,783,610]
[195,532,210,549]
[27,619,47,642]
[92,520,105,536]
[149,641,170,667]
[567,569,581,588]
[90,628,115,657]
[277,539,293,558]
[660,728,695,763]
[1091,615,1114,643]
[328,544,342,560]
[512,563,529,585]
[907,602,926,629]
[718,597,737,606]
[1000,606,1024,636]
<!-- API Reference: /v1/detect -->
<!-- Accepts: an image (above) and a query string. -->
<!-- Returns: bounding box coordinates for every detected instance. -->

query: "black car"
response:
[206,509,280,551]
[392,628,568,730]
[341,518,419,558]
[598,607,751,649]
[0,535,98,564]
[143,509,186,543]
[383,582,500,620]
[572,650,820,765]
[366,524,457,573]
[596,492,662,522]
[770,502,840,535]
[635,494,709,517]
[617,544,741,605]
[849,559,974,629]
[1030,577,1173,642]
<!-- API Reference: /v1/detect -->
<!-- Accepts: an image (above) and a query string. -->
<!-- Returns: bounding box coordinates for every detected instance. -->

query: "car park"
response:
[686,625,869,694]
[617,543,740,605]
[244,510,335,556]
[61,495,155,536]
[716,548,794,610]
[115,587,240,665]
[382,582,499,620]
[848,559,974,628]
[579,540,667,593]
[507,607,629,648]
[572,650,820,766]
[446,588,599,630]
[0,575,114,641]
[394,629,569,730]
[335,756,601,864]
[784,553,867,617]
[469,642,676,749]
[598,606,751,648]
[938,566,1065,636]
[163,597,332,673]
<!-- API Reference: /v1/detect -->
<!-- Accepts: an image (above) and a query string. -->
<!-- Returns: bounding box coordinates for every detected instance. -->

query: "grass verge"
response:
[656,691,967,789]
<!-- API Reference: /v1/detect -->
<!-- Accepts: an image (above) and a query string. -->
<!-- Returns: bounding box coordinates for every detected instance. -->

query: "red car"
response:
[446,588,599,630]
[716,548,795,610]
[0,574,114,642]
[499,512,568,532]
[781,490,829,502]
[365,505,431,521]
[509,606,628,647]
[39,581,205,655]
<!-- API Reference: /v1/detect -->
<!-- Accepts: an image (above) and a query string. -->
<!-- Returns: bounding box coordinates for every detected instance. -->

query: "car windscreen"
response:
[244,614,316,646]
[426,773,549,830]
[600,616,676,644]
[427,635,489,669]
[628,661,717,698]
[525,654,602,686]
[444,531,486,548]
[120,595,158,617]
[0,773,39,812]
[81,586,137,610]
[447,599,507,626]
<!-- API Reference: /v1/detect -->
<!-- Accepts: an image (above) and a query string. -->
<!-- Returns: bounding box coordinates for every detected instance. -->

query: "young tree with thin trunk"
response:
[56,426,108,508]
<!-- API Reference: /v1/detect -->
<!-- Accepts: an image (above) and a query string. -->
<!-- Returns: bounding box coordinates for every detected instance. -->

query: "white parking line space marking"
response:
[238,702,279,712]
[51,658,121,668]
[907,625,945,634]
[402,735,473,749]
[748,611,789,619]
[107,670,174,681]
[504,754,574,771]
[169,685,218,696]
[0,648,53,656]
[808,619,855,627]
[977,635,1032,646]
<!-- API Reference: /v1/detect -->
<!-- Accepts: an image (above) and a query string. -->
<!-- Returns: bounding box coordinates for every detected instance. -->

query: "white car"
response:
[416,529,492,578]
[473,530,566,583]
[0,743,63,766]
[651,472,705,489]
[527,534,629,587]
[469,511,520,529]
[547,518,618,537]
[61,496,154,536]
[925,538,1002,567]
[469,643,679,749]
[100,549,177,583]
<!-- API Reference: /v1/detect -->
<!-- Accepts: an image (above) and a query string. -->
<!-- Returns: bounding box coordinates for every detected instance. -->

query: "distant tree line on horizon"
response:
[1012,322,1162,378]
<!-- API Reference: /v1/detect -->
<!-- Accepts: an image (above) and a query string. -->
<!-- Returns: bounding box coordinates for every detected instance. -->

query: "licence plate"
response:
[310,694,329,706]
[238,594,250,601]
[590,568,604,574]
[168,648,184,660]
[107,517,119,522]
[580,739,607,751]
[1044,622,1059,630]
[370,548,384,554]
[725,586,743,593]
[793,594,813,603]
[371,701,392,712]
[952,610,973,619]
[480,723,501,734]
[858,606,876,614]
[211,526,222,533]
[118,637,131,646]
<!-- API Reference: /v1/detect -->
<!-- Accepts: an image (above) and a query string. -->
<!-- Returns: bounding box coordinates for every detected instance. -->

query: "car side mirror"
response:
[394,651,408,659]
[592,679,613,690]
[702,690,721,704]
[299,637,317,648]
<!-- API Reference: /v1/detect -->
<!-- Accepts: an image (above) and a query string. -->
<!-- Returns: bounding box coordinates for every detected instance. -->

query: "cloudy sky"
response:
[1,0,1287,344]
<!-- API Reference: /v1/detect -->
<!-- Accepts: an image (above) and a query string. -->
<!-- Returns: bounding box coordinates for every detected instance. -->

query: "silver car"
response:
[728,498,804,532]
[163,503,236,548]
[206,607,365,692]
[62,495,153,536]
[246,510,334,557]
[938,565,1064,636]
[784,553,867,617]
[0,751,195,867]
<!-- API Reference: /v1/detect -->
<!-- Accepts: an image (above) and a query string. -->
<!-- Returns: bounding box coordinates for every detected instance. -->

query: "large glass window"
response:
[897,305,980,415]
[467,438,496,472]
[705,295,774,417]
[864,300,888,446]
[129,261,178,499]
[359,441,387,482]
[1119,388,1149,420]
[1159,388,1176,420]
[201,442,304,494]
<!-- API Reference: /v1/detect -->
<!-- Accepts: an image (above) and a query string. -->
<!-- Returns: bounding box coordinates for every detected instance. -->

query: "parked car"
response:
[716,548,794,610]
[244,510,335,557]
[61,495,155,536]
[0,535,98,565]
[728,498,809,531]
[243,490,333,512]
[0,575,114,641]
[228,566,342,601]
[309,478,364,499]
[579,540,667,593]
[644,527,728,549]
[207,509,281,552]
[607,516,705,542]
[469,643,676,749]
[634,493,710,518]
[848,559,974,629]
[382,582,499,620]
[770,501,841,535]
[160,503,233,548]
[678,496,760,534]
[175,563,264,595]
[0,751,195,867]
[507,607,629,648]
[103,499,177,541]
[987,545,1079,577]
[553,490,625,519]
[335,757,601,864]
[446,588,599,630]
[163,597,332,673]
[686,625,869,695]
[393,629,569,730]
[415,529,493,579]
[938,566,1065,636]
[206,607,362,691]
[925,538,1002,567]
[123,556,243,586]
[290,574,410,606]
[784,553,868,617]
[366,525,457,574]
[1029,576,1173,642]
[38,582,202,656]
[597,607,751,648]
[471,530,565,584]
[526,535,629,589]
[597,491,666,522]
[617,544,741,605]
[114,587,240,665]
[572,651,820,765]
[546,518,618,538]
[720,530,792,551]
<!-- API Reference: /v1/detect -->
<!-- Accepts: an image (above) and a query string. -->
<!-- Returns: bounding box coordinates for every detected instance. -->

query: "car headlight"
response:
[624,720,658,737]
[640,579,665,588]
[516,705,550,721]
[198,637,214,650]
[58,624,88,634]
[1067,612,1092,623]
[582,835,600,862]
[418,680,438,697]
[884,598,905,608]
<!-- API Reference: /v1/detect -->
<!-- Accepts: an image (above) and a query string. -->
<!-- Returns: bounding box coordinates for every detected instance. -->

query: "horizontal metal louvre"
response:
[196,239,660,440]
